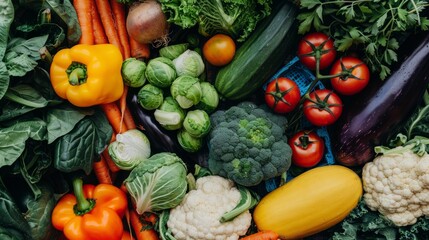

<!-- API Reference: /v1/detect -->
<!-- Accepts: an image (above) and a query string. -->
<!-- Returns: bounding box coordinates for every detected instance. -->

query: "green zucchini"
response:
[214,1,298,101]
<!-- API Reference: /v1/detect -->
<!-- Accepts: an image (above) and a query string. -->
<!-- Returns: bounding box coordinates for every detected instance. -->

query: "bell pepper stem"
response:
[69,68,86,86]
[73,178,92,213]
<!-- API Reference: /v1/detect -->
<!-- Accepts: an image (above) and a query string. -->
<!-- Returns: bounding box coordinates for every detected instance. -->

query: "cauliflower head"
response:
[167,175,252,240]
[207,101,292,186]
[362,147,429,226]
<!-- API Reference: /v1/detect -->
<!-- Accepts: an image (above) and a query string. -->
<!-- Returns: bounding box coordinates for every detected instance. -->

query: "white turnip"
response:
[126,0,169,46]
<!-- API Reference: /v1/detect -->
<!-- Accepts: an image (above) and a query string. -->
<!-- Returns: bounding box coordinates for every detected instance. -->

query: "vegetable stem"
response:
[72,178,94,215]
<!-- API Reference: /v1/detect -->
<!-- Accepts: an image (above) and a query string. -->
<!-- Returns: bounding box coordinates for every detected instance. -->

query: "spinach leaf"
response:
[4,84,48,108]
[0,0,14,59]
[45,0,81,46]
[0,62,10,101]
[16,23,65,51]
[4,35,48,77]
[21,181,57,240]
[54,110,113,174]
[46,105,90,144]
[0,177,32,240]
[0,119,47,168]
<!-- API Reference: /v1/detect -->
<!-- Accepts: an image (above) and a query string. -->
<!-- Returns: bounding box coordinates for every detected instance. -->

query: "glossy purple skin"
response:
[330,32,429,166]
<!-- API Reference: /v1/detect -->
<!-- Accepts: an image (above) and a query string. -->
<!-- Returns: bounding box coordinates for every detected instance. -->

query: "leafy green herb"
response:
[296,0,429,80]
[158,0,272,42]
[324,199,429,240]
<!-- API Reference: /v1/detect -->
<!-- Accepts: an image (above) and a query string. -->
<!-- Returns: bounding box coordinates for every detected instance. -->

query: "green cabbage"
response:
[124,152,188,214]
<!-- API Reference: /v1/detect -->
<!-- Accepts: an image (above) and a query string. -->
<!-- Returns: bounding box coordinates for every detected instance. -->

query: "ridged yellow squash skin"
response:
[253,165,362,239]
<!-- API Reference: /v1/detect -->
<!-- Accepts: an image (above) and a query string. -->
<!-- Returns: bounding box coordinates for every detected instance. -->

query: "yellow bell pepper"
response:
[50,44,124,107]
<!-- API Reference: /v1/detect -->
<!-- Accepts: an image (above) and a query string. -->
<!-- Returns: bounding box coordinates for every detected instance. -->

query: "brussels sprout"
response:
[170,75,202,109]
[177,129,203,153]
[137,84,164,110]
[145,57,177,88]
[159,43,189,60]
[154,96,186,130]
[121,58,147,88]
[124,152,188,214]
[173,49,205,77]
[108,129,151,170]
[183,110,211,138]
[195,82,219,113]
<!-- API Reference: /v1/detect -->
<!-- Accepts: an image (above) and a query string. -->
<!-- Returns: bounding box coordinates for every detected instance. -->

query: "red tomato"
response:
[297,32,336,71]
[264,77,301,113]
[289,130,325,168]
[303,89,343,126]
[203,34,236,66]
[330,56,370,95]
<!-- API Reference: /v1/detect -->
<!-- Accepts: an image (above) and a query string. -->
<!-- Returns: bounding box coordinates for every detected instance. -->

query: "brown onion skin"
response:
[126,0,169,44]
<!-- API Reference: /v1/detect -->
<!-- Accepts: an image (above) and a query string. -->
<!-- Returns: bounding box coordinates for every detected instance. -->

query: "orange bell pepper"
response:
[50,44,124,107]
[51,178,128,240]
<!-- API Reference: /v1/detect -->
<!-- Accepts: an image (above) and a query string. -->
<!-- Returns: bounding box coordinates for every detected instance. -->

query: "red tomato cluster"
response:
[264,32,372,168]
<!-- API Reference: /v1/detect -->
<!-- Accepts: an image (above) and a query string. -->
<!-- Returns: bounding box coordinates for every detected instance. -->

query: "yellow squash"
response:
[253,165,362,239]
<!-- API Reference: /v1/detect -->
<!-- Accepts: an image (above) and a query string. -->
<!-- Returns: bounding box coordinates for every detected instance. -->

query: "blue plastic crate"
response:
[264,56,335,192]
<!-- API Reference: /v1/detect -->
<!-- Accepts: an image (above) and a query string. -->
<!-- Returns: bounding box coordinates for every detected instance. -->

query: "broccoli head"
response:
[207,101,292,187]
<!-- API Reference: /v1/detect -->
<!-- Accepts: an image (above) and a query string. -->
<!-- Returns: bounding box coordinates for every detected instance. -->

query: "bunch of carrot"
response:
[73,1,159,239]
[73,0,151,185]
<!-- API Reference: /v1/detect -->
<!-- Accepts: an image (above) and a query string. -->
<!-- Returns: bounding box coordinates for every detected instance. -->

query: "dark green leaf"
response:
[54,117,96,174]
[0,178,32,240]
[0,119,47,168]
[0,100,35,122]
[54,110,112,174]
[300,0,321,9]
[6,35,48,61]
[315,5,323,22]
[0,62,10,100]
[4,84,48,108]
[297,12,315,34]
[22,181,57,240]
[5,54,38,77]
[377,12,387,28]
[44,0,81,46]
[397,8,408,22]
[336,37,354,52]
[46,105,90,144]
[0,0,14,59]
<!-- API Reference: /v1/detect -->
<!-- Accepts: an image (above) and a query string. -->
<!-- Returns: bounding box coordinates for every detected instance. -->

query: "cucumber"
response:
[214,1,298,101]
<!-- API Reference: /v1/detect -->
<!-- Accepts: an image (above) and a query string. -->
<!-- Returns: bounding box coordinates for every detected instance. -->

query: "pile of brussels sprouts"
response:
[121,43,220,153]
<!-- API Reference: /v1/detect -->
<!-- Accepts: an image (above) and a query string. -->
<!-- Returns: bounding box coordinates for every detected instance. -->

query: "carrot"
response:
[73,0,94,44]
[103,133,121,173]
[118,85,129,131]
[123,106,137,130]
[90,0,108,44]
[240,230,279,240]
[94,0,124,56]
[101,102,128,134]
[92,156,112,184]
[102,149,121,173]
[110,0,131,59]
[129,37,151,60]
[117,86,137,130]
[129,210,159,240]
[121,230,135,240]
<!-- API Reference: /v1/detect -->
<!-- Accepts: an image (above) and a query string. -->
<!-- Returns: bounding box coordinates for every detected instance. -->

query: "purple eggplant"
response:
[128,91,208,168]
[330,31,429,167]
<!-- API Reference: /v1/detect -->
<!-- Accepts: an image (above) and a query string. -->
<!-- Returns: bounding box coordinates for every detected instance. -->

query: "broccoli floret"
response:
[207,101,292,187]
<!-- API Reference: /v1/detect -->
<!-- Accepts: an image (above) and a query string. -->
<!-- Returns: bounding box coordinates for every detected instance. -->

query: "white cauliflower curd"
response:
[167,175,252,240]
[362,147,429,226]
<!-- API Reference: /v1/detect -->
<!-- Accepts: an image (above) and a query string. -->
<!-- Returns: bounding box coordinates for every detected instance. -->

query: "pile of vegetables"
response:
[2,0,429,239]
